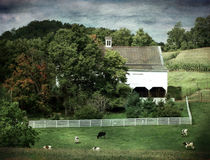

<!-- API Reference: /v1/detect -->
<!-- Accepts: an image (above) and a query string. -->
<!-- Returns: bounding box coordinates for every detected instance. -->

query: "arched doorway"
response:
[133,87,149,97]
[150,87,166,97]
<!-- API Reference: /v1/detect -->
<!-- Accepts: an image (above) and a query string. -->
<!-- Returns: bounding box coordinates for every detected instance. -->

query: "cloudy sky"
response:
[0,0,210,42]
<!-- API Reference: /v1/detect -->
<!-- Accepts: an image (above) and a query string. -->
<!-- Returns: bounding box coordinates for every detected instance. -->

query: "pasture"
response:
[162,47,210,71]
[163,47,210,65]
[1,102,210,160]
[168,71,210,97]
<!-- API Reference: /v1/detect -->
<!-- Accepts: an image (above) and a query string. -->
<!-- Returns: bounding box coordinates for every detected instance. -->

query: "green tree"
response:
[48,29,105,115]
[166,22,186,50]
[48,29,128,115]
[191,15,210,48]
[100,50,127,95]
[0,101,39,147]
[111,28,132,46]
[132,28,156,46]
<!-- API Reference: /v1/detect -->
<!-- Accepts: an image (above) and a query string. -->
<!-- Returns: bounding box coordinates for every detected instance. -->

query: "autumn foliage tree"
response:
[4,52,51,114]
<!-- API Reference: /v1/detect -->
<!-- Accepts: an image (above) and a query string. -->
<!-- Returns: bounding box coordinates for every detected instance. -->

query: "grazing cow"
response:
[75,136,79,144]
[97,131,106,139]
[181,129,188,136]
[183,142,195,150]
[43,145,52,149]
[92,146,100,151]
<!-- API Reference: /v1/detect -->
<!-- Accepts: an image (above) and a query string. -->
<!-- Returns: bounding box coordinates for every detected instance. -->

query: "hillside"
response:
[162,47,210,71]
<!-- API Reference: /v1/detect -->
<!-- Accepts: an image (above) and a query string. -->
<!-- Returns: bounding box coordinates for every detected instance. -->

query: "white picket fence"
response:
[29,97,192,128]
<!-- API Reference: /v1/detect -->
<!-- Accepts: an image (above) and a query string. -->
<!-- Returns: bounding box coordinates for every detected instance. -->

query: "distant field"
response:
[168,71,210,97]
[162,47,210,71]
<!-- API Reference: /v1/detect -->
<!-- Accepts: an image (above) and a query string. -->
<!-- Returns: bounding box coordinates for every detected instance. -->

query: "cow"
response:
[92,146,100,151]
[183,142,195,150]
[43,145,52,149]
[181,129,188,136]
[75,136,79,143]
[97,131,106,139]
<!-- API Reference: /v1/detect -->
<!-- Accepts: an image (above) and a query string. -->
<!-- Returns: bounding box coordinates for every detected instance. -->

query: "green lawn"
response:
[1,101,209,160]
[31,102,209,152]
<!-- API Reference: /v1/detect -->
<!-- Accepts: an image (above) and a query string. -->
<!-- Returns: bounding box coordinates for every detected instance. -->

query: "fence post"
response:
[186,96,192,125]
[168,118,170,125]
[79,120,80,127]
[179,117,181,125]
[100,119,102,127]
[56,120,57,128]
[157,118,159,125]
[44,120,46,128]
[68,120,70,127]
[146,118,148,125]
[90,120,91,127]
[33,121,35,128]
[135,118,137,126]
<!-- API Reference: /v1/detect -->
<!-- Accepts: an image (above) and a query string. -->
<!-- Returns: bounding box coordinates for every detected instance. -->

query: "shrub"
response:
[0,101,39,147]
[125,92,156,118]
[167,86,182,100]
[74,105,103,119]
[125,92,181,118]
[155,100,181,117]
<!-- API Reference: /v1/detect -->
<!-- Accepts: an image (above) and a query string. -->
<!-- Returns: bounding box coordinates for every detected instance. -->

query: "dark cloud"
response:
[0,0,210,42]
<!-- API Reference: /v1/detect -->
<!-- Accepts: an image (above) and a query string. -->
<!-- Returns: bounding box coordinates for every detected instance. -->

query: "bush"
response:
[125,92,181,118]
[74,105,103,119]
[0,101,39,147]
[167,86,182,100]
[125,92,156,118]
[155,100,181,117]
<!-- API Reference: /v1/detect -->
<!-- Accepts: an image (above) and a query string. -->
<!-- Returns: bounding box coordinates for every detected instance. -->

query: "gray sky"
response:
[0,0,210,42]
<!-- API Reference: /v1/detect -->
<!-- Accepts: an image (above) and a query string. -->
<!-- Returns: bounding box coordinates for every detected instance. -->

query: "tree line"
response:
[163,15,210,51]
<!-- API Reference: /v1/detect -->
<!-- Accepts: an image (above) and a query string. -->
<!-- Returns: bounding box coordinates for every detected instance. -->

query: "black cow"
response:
[97,131,106,139]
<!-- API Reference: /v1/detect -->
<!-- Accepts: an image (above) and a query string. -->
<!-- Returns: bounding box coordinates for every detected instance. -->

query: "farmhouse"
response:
[104,37,168,97]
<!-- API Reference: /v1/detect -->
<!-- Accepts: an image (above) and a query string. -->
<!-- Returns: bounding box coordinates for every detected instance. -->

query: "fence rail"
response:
[29,117,191,128]
[29,97,192,128]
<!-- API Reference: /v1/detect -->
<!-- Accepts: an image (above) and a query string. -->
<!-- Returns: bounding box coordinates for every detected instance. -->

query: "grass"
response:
[162,47,210,71]
[163,47,210,65]
[1,148,210,160]
[189,89,210,102]
[103,112,126,119]
[1,101,210,160]
[168,71,210,97]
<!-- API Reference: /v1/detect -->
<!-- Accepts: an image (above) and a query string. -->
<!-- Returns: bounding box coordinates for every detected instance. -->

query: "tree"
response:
[100,50,128,95]
[48,29,105,115]
[111,28,132,46]
[3,51,51,114]
[132,28,156,46]
[0,101,39,147]
[48,29,128,115]
[166,22,186,50]
[191,15,210,48]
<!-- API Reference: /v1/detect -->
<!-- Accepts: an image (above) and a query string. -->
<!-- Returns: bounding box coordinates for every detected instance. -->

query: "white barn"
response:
[104,37,168,97]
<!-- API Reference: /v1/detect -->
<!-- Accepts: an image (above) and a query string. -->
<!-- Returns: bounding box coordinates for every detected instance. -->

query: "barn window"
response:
[133,87,149,97]
[150,87,166,97]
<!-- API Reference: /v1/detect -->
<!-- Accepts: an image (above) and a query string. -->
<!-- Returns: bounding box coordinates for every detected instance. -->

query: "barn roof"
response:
[103,46,167,71]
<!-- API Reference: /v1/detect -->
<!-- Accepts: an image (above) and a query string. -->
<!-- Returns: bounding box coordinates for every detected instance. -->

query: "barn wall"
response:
[126,70,168,92]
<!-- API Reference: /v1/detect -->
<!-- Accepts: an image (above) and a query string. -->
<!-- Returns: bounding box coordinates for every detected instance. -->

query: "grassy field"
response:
[162,47,210,71]
[168,71,210,97]
[1,101,210,160]
[163,47,210,65]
